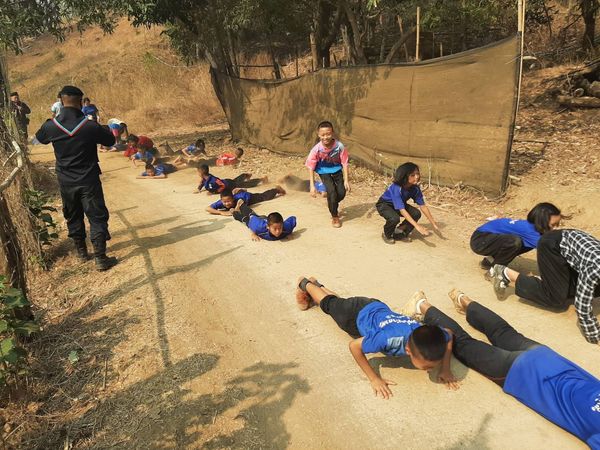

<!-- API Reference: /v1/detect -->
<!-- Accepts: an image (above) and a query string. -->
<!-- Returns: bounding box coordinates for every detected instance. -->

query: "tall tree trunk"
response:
[344,0,367,64]
[580,0,598,50]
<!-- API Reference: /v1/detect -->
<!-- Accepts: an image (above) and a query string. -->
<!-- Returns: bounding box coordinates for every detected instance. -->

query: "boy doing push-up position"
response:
[295,278,458,399]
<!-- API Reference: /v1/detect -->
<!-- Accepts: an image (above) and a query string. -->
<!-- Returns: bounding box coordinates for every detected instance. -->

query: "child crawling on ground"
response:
[295,278,457,399]
[232,199,296,241]
[173,138,207,166]
[194,164,267,194]
[206,186,286,216]
[136,162,177,179]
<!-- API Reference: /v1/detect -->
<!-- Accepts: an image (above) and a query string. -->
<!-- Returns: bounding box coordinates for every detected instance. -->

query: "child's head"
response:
[219,189,236,209]
[267,212,284,237]
[406,325,447,370]
[235,147,244,158]
[317,121,334,147]
[145,163,155,176]
[527,202,561,234]
[195,138,206,151]
[394,162,420,187]
[127,134,139,146]
[197,164,210,177]
[83,97,91,106]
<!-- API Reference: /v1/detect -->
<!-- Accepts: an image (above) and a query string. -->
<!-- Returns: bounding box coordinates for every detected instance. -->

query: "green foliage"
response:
[0,276,39,388]
[24,189,58,248]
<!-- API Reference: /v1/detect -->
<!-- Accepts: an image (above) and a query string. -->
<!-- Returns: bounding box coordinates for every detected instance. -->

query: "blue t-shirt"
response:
[476,218,541,249]
[356,301,421,356]
[379,184,425,211]
[134,151,153,161]
[504,346,600,447]
[199,174,227,193]
[81,104,99,121]
[247,215,297,241]
[209,191,252,210]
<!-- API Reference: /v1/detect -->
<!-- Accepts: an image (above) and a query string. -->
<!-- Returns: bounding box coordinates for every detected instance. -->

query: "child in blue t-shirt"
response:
[131,149,157,167]
[415,289,600,448]
[206,186,286,216]
[295,278,457,399]
[173,138,207,166]
[194,164,268,195]
[232,199,296,241]
[376,162,440,244]
[470,202,561,270]
[136,162,176,179]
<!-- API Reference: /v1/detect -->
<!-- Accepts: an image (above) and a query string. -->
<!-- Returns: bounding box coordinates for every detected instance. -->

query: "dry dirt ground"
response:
[16,117,599,449]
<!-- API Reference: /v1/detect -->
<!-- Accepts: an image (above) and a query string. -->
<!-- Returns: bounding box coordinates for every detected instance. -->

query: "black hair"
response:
[235,147,244,156]
[83,97,90,102]
[198,164,209,174]
[220,189,234,198]
[267,212,284,225]
[527,202,561,234]
[145,163,155,170]
[393,162,420,187]
[127,134,139,143]
[317,120,334,130]
[195,138,205,147]
[408,325,447,362]
[9,92,18,97]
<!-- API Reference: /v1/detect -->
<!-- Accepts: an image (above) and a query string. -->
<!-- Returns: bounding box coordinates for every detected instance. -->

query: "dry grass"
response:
[7,20,224,134]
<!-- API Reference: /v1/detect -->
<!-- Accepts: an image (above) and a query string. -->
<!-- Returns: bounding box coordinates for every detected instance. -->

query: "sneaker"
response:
[401,290,427,321]
[479,257,493,270]
[331,217,342,228]
[486,264,509,297]
[381,233,395,245]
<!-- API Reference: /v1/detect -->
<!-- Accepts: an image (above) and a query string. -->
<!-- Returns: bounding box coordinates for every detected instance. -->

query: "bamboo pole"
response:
[397,16,410,61]
[439,42,443,57]
[415,7,421,62]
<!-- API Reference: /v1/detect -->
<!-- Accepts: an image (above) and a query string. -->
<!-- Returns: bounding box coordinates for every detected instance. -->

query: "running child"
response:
[173,138,207,166]
[194,164,267,194]
[206,186,286,216]
[486,228,600,343]
[405,289,600,447]
[216,147,244,166]
[232,200,296,241]
[295,278,457,399]
[471,202,561,270]
[136,162,177,179]
[305,121,349,228]
[376,162,440,244]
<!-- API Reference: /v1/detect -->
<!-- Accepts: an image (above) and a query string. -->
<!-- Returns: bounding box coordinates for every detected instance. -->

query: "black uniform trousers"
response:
[60,180,110,245]
[320,170,346,217]
[376,200,421,238]
[470,230,530,266]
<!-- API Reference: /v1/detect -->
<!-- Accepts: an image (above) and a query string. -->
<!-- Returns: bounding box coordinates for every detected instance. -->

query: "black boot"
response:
[92,239,118,271]
[74,239,89,261]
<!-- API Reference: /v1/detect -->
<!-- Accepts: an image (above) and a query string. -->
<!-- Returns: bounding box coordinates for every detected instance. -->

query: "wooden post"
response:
[295,47,299,77]
[439,42,443,57]
[517,0,523,33]
[310,32,318,70]
[397,16,410,61]
[415,7,421,62]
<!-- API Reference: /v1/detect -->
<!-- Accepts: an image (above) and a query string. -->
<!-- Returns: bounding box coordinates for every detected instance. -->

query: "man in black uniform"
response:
[9,92,31,142]
[35,86,117,271]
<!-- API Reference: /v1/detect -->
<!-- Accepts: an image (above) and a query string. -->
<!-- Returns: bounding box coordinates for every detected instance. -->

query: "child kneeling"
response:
[296,278,457,399]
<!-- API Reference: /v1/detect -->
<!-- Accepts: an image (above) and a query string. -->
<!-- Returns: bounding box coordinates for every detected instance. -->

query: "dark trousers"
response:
[320,170,346,217]
[376,200,421,238]
[232,203,258,224]
[228,173,262,190]
[319,295,376,338]
[424,302,540,386]
[514,230,599,310]
[248,188,279,206]
[470,230,529,265]
[59,181,110,245]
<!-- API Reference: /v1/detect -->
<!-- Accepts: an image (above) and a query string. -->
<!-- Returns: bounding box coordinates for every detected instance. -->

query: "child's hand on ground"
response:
[370,377,396,399]
[345,182,351,193]
[310,187,317,198]
[250,233,261,242]
[416,225,431,236]
[220,210,233,216]
[438,370,460,390]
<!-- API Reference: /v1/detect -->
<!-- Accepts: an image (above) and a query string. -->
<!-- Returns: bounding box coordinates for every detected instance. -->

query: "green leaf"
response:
[0,320,8,333]
[2,294,29,308]
[68,350,79,365]
[4,347,26,364]
[0,338,15,355]
[13,320,39,336]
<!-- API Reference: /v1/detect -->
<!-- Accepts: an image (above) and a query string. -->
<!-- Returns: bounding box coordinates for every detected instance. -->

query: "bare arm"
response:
[400,208,430,236]
[343,165,350,193]
[437,329,459,389]
[206,206,232,216]
[419,205,440,231]
[349,338,396,399]
[308,168,316,197]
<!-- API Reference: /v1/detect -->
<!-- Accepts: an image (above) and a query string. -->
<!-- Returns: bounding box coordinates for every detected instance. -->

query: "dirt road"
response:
[32,143,597,450]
